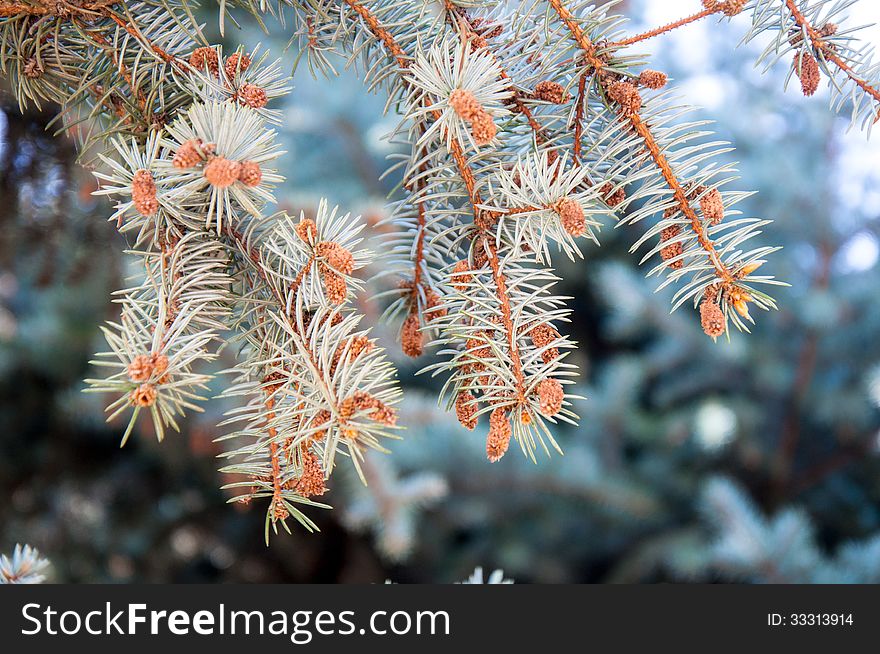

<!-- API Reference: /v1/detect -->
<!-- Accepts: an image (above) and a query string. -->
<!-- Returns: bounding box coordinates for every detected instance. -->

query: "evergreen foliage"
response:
[1,0,878,543]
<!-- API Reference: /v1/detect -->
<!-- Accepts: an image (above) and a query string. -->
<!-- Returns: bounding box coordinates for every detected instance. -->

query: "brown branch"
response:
[266,397,285,516]
[344,0,528,400]
[0,0,116,17]
[548,0,734,283]
[104,9,181,65]
[226,225,340,410]
[75,19,147,113]
[784,0,880,109]
[572,70,589,164]
[484,237,526,400]
[343,0,408,68]
[611,7,718,48]
[445,8,549,145]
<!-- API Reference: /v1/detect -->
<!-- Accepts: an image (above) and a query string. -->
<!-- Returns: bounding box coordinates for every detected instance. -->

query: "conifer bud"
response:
[272,502,289,521]
[530,323,560,363]
[401,312,424,358]
[131,169,158,216]
[311,409,331,441]
[600,182,626,208]
[237,161,262,187]
[794,52,821,96]
[700,298,726,338]
[127,354,154,382]
[322,267,347,305]
[720,0,746,16]
[534,80,568,104]
[172,139,205,168]
[486,407,512,462]
[700,188,724,225]
[23,58,42,79]
[129,383,158,407]
[537,378,564,417]
[189,47,219,76]
[607,80,642,115]
[295,218,318,243]
[638,70,667,90]
[317,241,354,274]
[660,241,684,269]
[660,224,684,269]
[448,88,481,120]
[819,23,838,38]
[455,391,478,431]
[239,83,268,108]
[224,53,251,78]
[294,447,327,497]
[203,156,241,187]
[127,353,168,382]
[451,260,472,292]
[555,197,587,237]
[424,288,447,319]
[470,110,497,146]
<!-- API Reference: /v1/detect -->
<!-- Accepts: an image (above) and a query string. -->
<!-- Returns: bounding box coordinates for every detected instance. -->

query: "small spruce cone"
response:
[189,47,219,76]
[534,80,568,104]
[537,378,565,417]
[600,182,626,208]
[322,267,348,305]
[224,52,251,78]
[23,57,42,79]
[700,188,724,225]
[448,88,481,120]
[638,70,667,90]
[700,298,726,338]
[660,224,682,242]
[465,334,491,365]
[473,240,489,268]
[239,83,268,109]
[262,371,286,394]
[172,139,205,168]
[293,448,327,497]
[660,223,684,269]
[606,80,642,115]
[131,169,158,216]
[368,398,397,427]
[317,241,354,274]
[794,52,821,97]
[151,353,169,380]
[530,323,560,363]
[455,391,478,431]
[451,260,472,292]
[720,0,746,16]
[424,288,448,319]
[203,156,241,188]
[660,241,684,269]
[272,501,289,522]
[819,23,838,38]
[348,391,396,426]
[470,110,497,146]
[237,161,262,187]
[555,198,587,237]
[295,218,318,243]
[311,409,331,441]
[129,383,158,407]
[486,407,512,462]
[127,354,154,383]
[401,312,424,358]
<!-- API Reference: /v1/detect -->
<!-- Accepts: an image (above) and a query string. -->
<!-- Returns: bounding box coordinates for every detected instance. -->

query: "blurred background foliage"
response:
[1,1,880,583]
